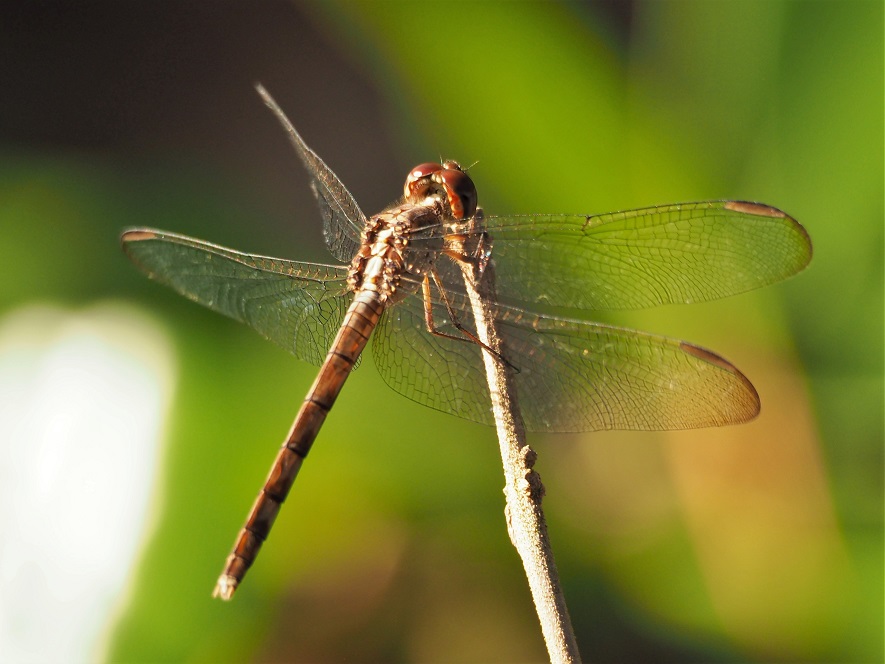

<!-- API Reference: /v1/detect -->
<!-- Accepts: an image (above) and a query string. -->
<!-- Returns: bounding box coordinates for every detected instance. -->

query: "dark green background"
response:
[2,1,881,661]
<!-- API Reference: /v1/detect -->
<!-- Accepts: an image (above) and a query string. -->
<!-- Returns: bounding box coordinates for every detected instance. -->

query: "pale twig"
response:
[455,214,581,663]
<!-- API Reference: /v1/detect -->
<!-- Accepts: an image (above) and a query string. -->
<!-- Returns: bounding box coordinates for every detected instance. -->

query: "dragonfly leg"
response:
[422,271,518,372]
[470,210,493,278]
[443,209,492,276]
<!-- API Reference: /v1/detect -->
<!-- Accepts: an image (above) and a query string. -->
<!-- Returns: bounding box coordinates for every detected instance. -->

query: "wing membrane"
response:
[373,291,758,432]
[122,229,351,366]
[256,85,366,262]
[484,201,812,311]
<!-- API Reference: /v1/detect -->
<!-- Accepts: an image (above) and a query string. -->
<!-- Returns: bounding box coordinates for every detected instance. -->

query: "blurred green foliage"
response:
[2,1,881,662]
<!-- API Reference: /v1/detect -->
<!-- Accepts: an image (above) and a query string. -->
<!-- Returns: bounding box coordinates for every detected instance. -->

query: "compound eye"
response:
[404,162,444,200]
[435,167,478,220]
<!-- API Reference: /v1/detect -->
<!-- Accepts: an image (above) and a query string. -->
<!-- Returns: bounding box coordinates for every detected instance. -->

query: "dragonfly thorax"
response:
[347,202,446,304]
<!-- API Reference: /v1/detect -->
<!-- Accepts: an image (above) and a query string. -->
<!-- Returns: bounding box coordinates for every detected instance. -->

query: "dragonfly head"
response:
[405,161,478,220]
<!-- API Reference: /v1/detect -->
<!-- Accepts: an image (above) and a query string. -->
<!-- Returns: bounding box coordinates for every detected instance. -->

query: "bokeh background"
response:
[1,1,881,662]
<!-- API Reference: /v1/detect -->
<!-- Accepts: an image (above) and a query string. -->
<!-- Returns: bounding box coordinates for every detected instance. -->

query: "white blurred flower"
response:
[0,303,175,663]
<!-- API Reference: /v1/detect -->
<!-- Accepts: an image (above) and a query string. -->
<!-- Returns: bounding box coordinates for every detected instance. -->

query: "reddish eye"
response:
[404,162,444,200]
[409,162,444,180]
[435,167,477,220]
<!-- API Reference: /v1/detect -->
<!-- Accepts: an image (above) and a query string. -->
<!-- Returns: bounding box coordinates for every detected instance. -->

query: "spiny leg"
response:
[451,209,492,277]
[421,271,518,371]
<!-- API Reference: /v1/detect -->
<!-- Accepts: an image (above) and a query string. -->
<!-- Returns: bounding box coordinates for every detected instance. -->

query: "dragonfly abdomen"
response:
[214,288,386,599]
[215,189,466,598]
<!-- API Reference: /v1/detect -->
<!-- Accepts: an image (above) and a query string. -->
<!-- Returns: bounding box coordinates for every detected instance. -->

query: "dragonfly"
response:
[121,85,812,600]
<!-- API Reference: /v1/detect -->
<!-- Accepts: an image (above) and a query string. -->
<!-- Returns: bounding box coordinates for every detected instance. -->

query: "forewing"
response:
[256,85,366,262]
[122,228,351,367]
[484,201,812,311]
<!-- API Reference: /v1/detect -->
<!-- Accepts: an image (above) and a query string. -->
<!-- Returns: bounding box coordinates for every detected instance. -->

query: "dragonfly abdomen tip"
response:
[212,575,238,601]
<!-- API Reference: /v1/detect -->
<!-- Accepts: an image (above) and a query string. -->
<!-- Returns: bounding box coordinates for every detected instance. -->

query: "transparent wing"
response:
[482,201,812,312]
[373,295,493,427]
[121,228,352,367]
[256,85,366,262]
[372,288,758,433]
